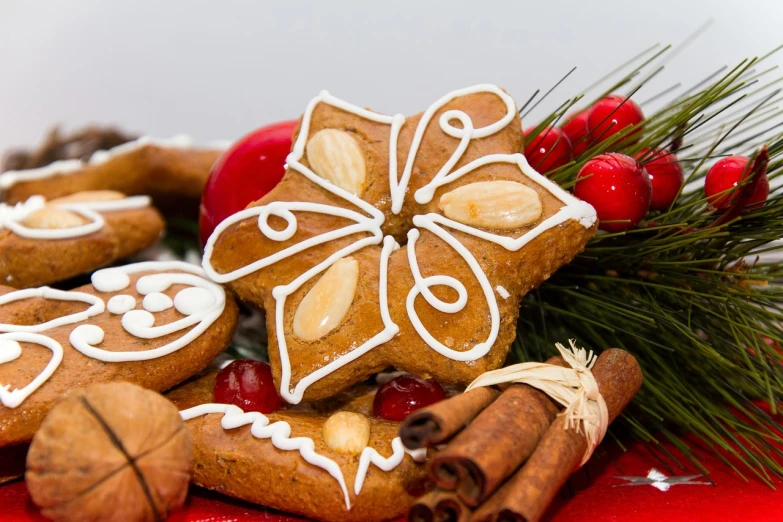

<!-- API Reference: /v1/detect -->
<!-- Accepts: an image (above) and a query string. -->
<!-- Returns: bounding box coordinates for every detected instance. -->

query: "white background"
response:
[1,0,782,151]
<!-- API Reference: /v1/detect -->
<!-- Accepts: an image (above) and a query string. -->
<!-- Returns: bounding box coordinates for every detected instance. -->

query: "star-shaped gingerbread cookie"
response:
[203,85,597,403]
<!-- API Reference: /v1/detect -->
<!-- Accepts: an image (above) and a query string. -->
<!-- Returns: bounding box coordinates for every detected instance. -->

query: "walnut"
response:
[26,382,192,522]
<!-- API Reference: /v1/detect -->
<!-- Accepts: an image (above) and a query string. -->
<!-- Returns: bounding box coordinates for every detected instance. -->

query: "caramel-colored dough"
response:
[207,89,597,402]
[0,194,164,288]
[0,267,238,447]
[168,373,430,522]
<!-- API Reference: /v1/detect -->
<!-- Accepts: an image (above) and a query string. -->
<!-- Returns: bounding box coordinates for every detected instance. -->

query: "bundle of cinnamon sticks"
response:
[402,348,642,522]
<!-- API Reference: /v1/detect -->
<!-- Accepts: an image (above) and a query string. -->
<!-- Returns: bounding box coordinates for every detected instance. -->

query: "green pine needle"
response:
[520,46,783,484]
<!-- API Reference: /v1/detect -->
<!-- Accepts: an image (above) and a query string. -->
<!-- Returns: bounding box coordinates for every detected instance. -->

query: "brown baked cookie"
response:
[0,261,238,447]
[1,125,137,172]
[202,85,598,404]
[0,190,164,288]
[168,372,430,522]
[0,134,227,207]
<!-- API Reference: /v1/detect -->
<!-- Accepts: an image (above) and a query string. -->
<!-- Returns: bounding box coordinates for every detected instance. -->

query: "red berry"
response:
[574,153,651,232]
[636,148,684,211]
[704,156,769,211]
[214,360,285,413]
[373,375,446,421]
[561,109,591,157]
[587,95,644,146]
[524,127,573,174]
[199,119,298,246]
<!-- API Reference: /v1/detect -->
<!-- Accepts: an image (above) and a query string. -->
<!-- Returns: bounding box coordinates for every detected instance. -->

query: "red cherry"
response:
[561,109,591,157]
[373,375,446,421]
[636,148,684,211]
[587,95,644,146]
[524,127,573,174]
[214,360,285,413]
[704,156,769,211]
[574,153,651,232]
[199,119,298,246]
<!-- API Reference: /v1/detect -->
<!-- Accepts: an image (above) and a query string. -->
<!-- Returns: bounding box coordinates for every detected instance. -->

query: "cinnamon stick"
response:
[400,386,501,450]
[473,348,642,522]
[427,357,564,503]
[408,488,472,522]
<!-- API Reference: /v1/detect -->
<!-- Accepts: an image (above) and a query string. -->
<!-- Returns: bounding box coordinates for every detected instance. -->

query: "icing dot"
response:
[72,324,105,345]
[123,310,156,330]
[174,287,216,316]
[142,292,173,312]
[92,269,130,292]
[0,339,22,364]
[136,274,172,294]
[107,295,136,315]
[495,285,510,300]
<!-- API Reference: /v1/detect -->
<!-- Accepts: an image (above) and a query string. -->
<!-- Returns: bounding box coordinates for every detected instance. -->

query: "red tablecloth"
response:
[2,440,781,521]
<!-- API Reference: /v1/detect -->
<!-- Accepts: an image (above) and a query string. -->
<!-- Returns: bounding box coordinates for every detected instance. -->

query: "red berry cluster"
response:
[565,95,768,232]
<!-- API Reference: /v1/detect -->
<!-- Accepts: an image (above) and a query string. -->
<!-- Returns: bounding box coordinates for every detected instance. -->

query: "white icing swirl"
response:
[179,403,425,510]
[202,86,597,405]
[0,333,63,408]
[0,261,227,407]
[0,195,151,240]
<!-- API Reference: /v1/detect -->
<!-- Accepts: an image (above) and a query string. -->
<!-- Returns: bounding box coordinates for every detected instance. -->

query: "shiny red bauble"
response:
[214,360,285,413]
[199,119,299,246]
[524,126,573,174]
[587,95,644,145]
[574,153,651,232]
[704,156,769,211]
[561,109,591,157]
[636,148,684,211]
[373,375,446,421]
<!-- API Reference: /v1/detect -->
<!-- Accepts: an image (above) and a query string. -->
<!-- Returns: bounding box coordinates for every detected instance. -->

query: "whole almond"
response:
[305,129,367,196]
[48,190,126,205]
[293,257,359,341]
[22,207,86,229]
[438,180,542,229]
[322,411,371,455]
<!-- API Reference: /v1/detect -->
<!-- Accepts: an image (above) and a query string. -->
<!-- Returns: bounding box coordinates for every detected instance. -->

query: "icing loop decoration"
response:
[70,262,226,362]
[0,261,227,408]
[0,333,64,408]
[202,85,597,404]
[0,194,151,240]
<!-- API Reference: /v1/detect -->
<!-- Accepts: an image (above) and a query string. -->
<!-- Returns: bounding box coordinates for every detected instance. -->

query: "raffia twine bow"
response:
[465,339,608,466]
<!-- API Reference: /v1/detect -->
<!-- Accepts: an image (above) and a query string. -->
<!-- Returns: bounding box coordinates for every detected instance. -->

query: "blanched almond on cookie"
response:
[22,207,85,229]
[293,257,359,341]
[322,411,371,455]
[438,180,542,229]
[48,190,126,204]
[305,129,367,196]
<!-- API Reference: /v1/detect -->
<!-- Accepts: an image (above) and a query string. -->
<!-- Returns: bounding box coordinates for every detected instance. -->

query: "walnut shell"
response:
[26,382,192,522]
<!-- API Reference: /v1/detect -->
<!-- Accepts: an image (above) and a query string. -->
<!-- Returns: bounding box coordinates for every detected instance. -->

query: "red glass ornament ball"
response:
[214,360,285,414]
[373,375,446,422]
[587,95,644,145]
[561,109,591,157]
[199,119,299,247]
[524,126,573,174]
[704,156,769,211]
[636,148,684,211]
[574,152,652,232]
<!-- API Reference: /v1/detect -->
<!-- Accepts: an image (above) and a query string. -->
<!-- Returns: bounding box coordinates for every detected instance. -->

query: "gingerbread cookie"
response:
[0,191,165,288]
[0,134,228,207]
[203,85,597,403]
[168,371,429,522]
[1,125,137,172]
[0,261,238,447]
